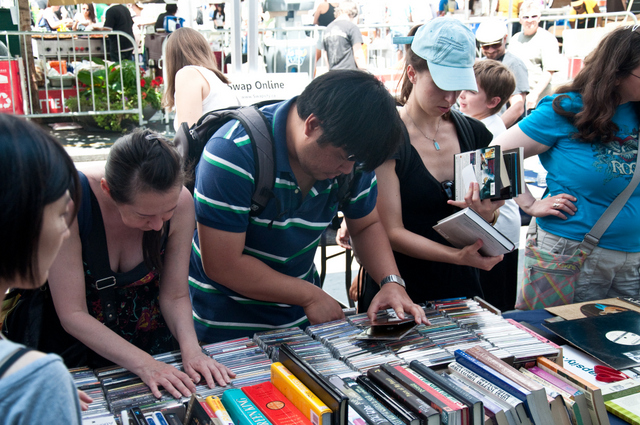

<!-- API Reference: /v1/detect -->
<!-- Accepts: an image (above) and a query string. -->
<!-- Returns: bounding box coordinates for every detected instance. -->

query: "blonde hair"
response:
[162,27,229,109]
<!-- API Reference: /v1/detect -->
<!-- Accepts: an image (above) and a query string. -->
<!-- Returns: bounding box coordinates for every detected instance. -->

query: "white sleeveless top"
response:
[173,65,240,131]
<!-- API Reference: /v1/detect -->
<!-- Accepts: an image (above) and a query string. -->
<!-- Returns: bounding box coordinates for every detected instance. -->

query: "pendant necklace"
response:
[406,111,442,151]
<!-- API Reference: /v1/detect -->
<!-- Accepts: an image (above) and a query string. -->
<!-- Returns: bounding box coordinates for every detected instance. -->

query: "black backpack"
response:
[173,103,356,218]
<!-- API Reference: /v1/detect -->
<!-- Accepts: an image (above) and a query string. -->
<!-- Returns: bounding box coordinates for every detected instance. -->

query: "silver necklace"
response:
[406,111,442,151]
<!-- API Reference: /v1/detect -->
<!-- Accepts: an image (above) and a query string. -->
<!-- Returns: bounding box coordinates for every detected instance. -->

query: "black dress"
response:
[392,111,493,304]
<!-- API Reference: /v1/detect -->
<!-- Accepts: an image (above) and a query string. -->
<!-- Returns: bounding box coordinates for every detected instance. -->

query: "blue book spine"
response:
[453,349,534,417]
[221,388,273,425]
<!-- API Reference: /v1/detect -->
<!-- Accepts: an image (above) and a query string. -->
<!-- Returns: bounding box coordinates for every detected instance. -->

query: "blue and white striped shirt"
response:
[189,98,378,343]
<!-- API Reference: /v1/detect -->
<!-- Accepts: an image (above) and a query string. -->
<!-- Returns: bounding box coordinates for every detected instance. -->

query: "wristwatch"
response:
[380,274,406,289]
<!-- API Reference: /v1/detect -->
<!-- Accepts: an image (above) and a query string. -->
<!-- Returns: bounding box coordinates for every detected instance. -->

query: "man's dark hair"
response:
[166,3,178,14]
[0,114,81,285]
[296,70,402,171]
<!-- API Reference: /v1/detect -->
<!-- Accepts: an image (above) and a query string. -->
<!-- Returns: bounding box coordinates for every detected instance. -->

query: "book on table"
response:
[535,357,610,425]
[446,372,513,425]
[464,346,555,425]
[241,381,313,425]
[447,361,532,425]
[409,359,484,425]
[454,146,524,201]
[356,375,421,425]
[380,362,466,425]
[525,365,592,425]
[604,393,640,425]
[367,366,441,425]
[220,388,273,425]
[342,377,406,425]
[328,375,396,425]
[433,207,515,257]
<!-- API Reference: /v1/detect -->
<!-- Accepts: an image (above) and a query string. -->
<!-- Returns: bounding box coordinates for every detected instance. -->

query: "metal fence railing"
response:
[0,30,143,128]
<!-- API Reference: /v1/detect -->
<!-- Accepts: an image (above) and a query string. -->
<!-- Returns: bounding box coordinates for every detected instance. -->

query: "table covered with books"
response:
[73,297,640,425]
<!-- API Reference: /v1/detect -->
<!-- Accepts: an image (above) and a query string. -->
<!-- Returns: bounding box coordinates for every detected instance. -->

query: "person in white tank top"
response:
[163,27,239,131]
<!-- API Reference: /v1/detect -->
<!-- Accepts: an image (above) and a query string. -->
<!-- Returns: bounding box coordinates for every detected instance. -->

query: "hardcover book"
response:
[278,344,349,425]
[447,361,532,425]
[367,367,440,425]
[221,388,273,425]
[343,377,405,425]
[270,362,332,425]
[433,207,515,257]
[277,344,347,425]
[242,381,313,425]
[410,360,484,425]
[380,363,464,425]
[328,376,394,425]
[535,357,610,425]
[464,346,554,425]
[526,366,592,425]
[356,375,421,425]
[446,373,512,425]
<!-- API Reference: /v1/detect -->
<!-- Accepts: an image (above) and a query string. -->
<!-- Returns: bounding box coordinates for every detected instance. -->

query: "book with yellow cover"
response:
[206,395,234,425]
[270,362,332,425]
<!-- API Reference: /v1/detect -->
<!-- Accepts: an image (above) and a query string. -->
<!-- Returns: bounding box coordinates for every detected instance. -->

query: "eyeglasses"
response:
[441,180,454,200]
[631,73,640,80]
[521,14,540,19]
[481,41,502,50]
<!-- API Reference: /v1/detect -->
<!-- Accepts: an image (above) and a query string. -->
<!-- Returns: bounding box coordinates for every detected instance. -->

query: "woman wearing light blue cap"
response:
[361,19,504,306]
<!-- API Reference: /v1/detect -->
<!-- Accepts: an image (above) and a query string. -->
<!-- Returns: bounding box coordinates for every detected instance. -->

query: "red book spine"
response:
[242,381,313,425]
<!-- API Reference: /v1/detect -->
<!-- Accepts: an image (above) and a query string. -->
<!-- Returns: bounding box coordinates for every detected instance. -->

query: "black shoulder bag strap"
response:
[86,190,119,329]
[0,347,33,378]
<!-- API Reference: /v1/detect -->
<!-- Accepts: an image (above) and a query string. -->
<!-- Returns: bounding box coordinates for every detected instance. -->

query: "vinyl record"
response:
[544,310,640,370]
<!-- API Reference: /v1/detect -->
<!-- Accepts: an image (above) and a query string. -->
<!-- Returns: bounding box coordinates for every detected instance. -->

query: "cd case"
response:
[355,316,418,341]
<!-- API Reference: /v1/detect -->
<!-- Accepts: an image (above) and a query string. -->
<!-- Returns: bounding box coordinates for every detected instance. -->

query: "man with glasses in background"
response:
[475,19,530,127]
[509,0,563,111]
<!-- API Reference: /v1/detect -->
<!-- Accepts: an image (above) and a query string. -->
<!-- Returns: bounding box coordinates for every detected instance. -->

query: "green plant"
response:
[65,58,163,132]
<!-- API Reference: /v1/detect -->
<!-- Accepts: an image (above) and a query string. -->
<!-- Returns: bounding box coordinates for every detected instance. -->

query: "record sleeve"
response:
[544,310,640,370]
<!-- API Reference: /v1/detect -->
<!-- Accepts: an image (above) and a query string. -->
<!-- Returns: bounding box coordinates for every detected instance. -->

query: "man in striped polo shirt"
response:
[189,70,426,344]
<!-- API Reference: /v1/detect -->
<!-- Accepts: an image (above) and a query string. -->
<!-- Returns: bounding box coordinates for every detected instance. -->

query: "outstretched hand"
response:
[182,350,235,390]
[138,358,200,399]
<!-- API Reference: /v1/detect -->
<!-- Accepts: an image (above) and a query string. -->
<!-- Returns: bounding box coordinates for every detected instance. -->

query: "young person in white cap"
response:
[362,19,504,306]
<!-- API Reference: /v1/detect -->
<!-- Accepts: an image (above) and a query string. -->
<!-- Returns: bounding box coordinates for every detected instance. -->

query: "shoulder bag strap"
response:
[0,347,33,378]
[579,161,640,254]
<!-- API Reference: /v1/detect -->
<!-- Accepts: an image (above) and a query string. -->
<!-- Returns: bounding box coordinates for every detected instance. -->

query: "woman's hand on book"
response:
[182,350,236,389]
[456,240,504,270]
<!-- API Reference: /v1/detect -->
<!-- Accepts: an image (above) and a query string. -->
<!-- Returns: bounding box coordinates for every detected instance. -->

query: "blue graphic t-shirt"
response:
[519,93,639,251]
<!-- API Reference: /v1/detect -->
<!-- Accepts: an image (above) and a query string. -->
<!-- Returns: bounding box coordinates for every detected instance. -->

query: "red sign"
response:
[0,60,24,115]
[38,88,78,114]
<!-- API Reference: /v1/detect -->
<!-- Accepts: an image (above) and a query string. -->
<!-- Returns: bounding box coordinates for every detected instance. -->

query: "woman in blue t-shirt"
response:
[493,26,640,302]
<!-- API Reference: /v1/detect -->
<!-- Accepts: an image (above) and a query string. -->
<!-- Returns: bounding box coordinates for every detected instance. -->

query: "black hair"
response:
[166,4,178,14]
[104,129,184,271]
[296,70,403,172]
[0,114,81,285]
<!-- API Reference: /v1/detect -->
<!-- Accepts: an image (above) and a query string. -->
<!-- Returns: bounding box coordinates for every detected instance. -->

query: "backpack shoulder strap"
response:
[0,347,34,378]
[227,106,276,216]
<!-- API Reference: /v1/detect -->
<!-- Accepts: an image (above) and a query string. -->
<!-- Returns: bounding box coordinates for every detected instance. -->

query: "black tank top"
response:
[317,3,336,27]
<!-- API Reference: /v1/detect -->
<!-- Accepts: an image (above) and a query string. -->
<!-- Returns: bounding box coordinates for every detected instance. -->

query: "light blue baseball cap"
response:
[411,18,478,92]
